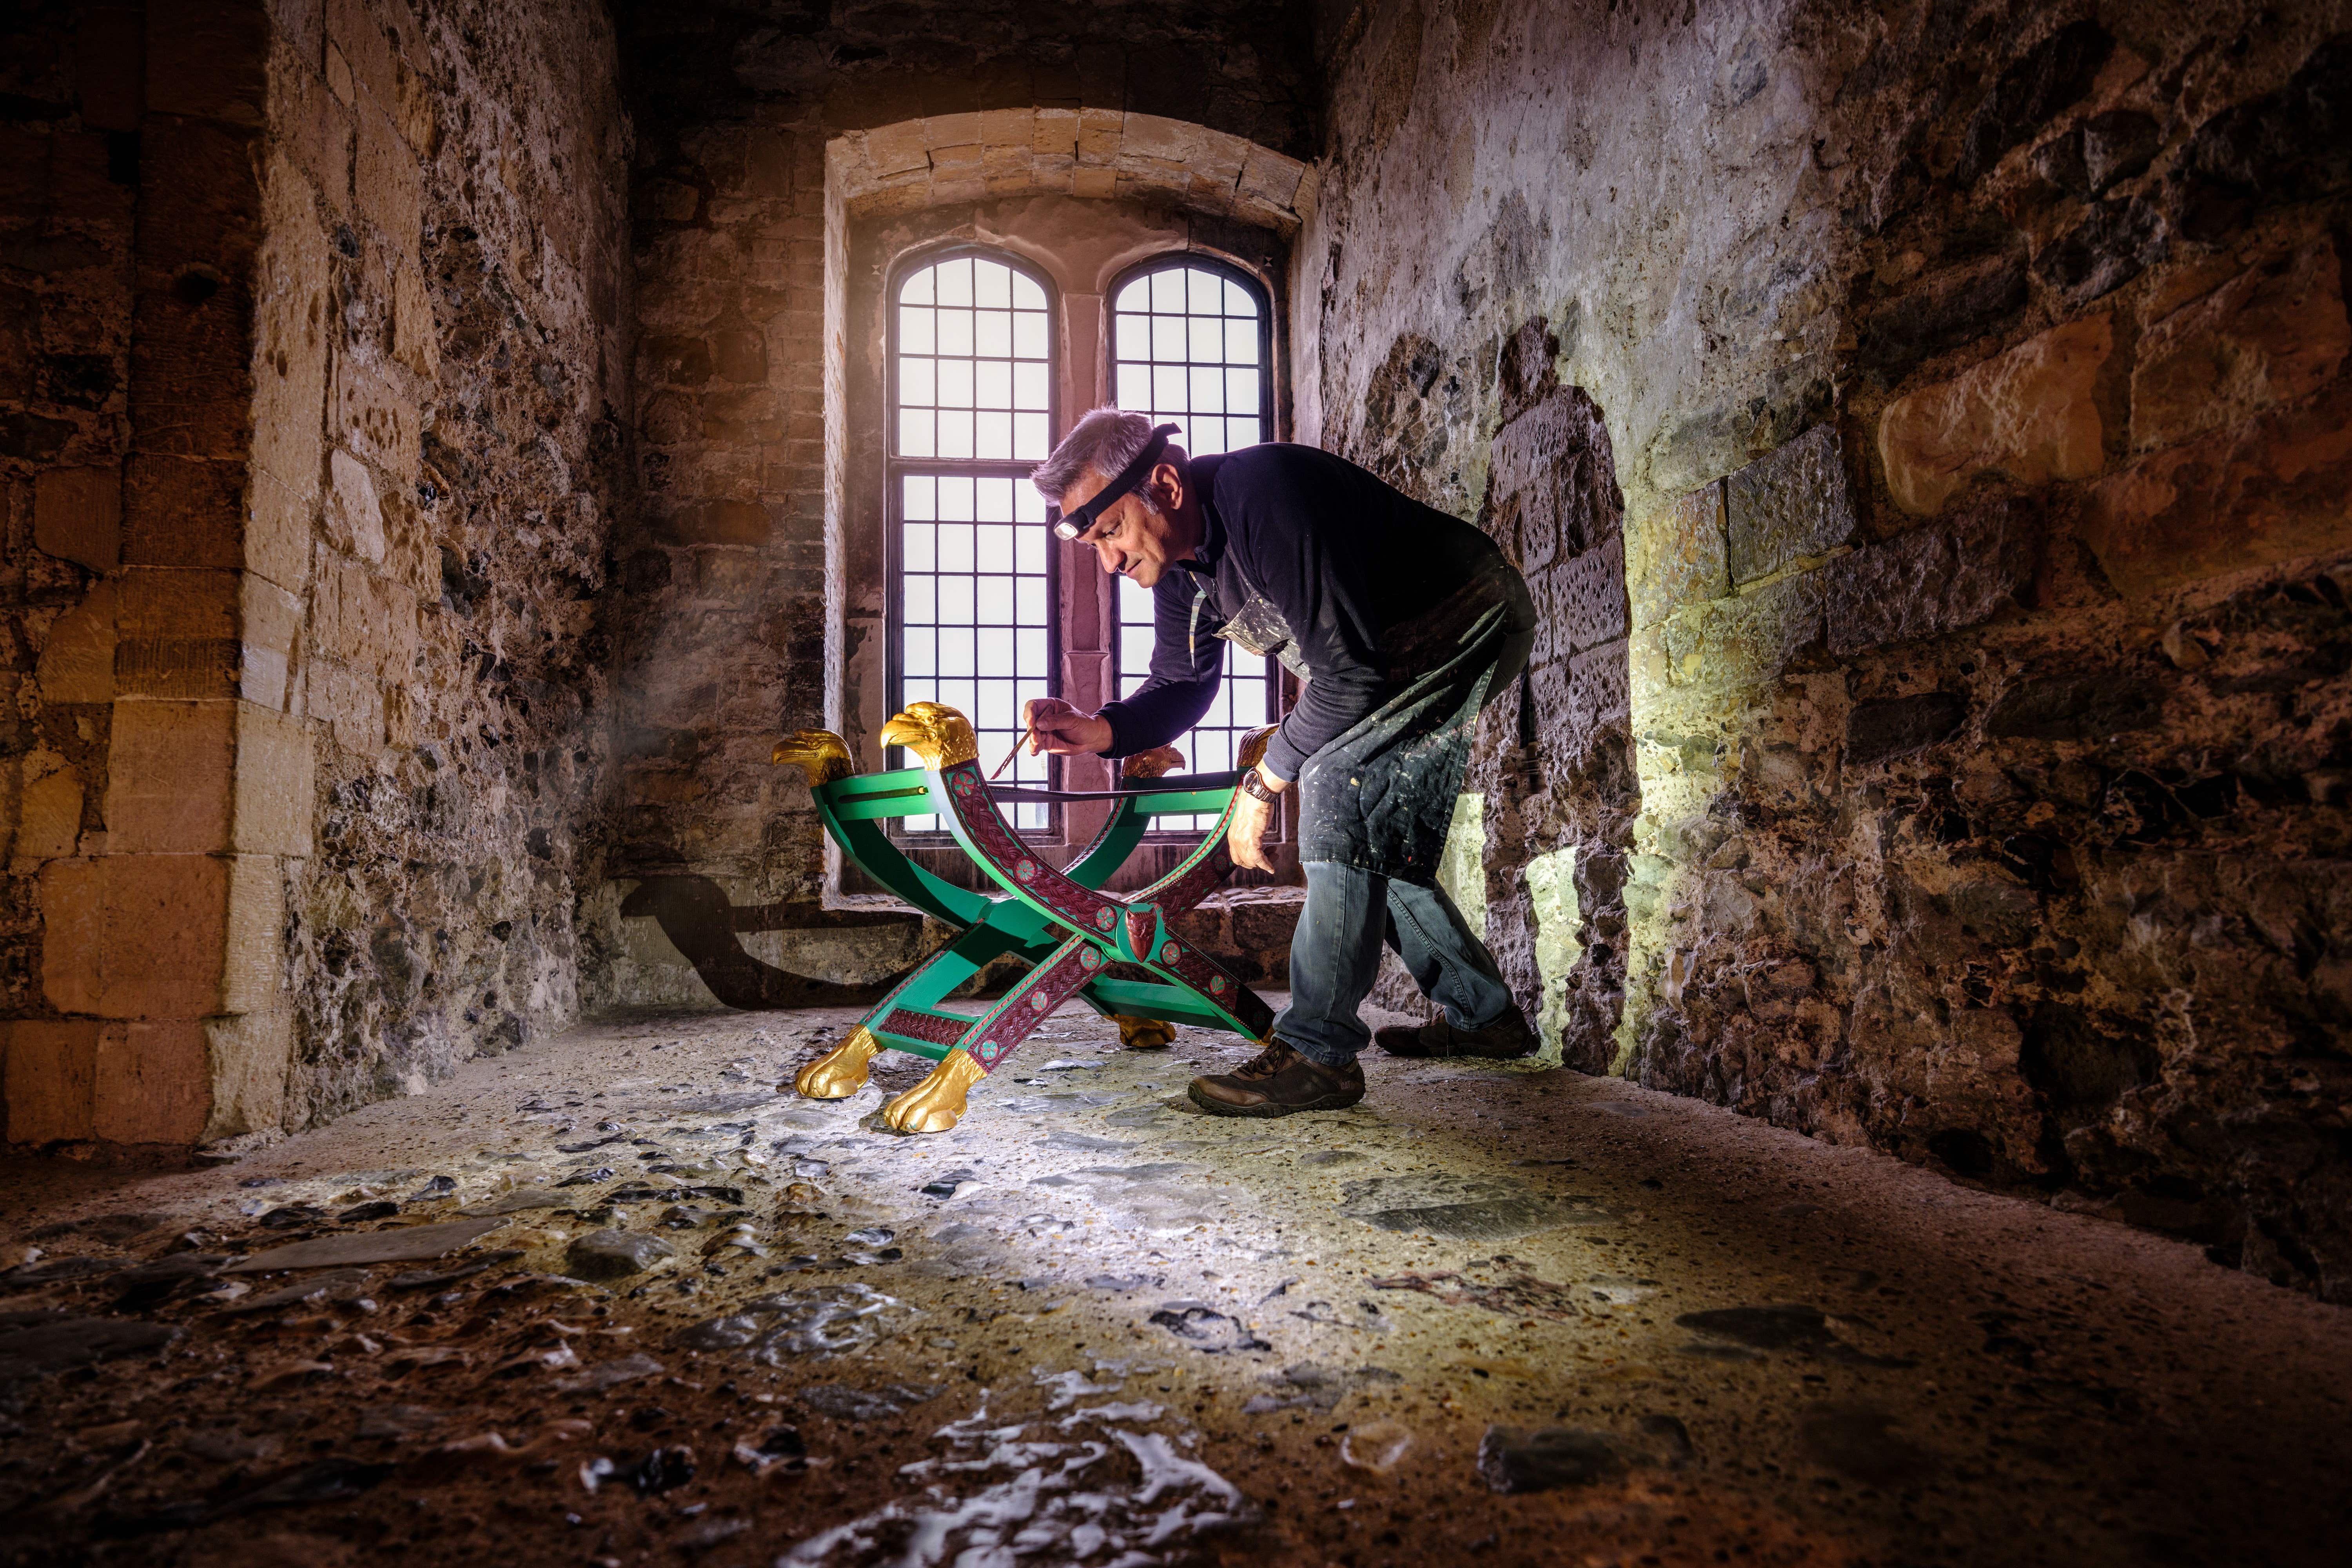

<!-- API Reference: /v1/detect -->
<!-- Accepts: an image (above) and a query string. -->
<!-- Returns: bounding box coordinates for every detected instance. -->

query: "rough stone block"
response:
[40,853,230,1019]
[245,466,313,593]
[1658,572,1824,692]
[923,111,982,151]
[271,32,352,213]
[1845,692,1967,768]
[249,167,332,495]
[34,466,122,570]
[1076,106,1122,155]
[114,568,242,699]
[74,5,145,132]
[2132,240,2347,453]
[220,853,285,1014]
[1031,109,1078,158]
[234,704,313,857]
[1855,253,2029,377]
[36,860,106,1015]
[1071,167,1117,199]
[1566,639,1632,759]
[1553,534,1628,655]
[2033,196,2166,306]
[1983,673,2161,741]
[1725,424,1857,584]
[269,0,325,69]
[1878,317,2111,515]
[977,107,1033,154]
[313,656,385,755]
[123,454,243,568]
[354,97,421,254]
[334,356,419,482]
[36,582,117,705]
[1821,497,2039,657]
[203,1010,290,1139]
[94,1020,209,1144]
[12,764,85,867]
[3,1021,100,1144]
[1632,483,1728,629]
[662,500,771,548]
[1236,145,1307,212]
[145,0,269,124]
[1486,389,1615,570]
[2082,394,2352,601]
[326,0,396,114]
[132,118,263,462]
[240,573,301,710]
[862,120,929,180]
[329,448,387,562]
[390,258,435,377]
[1644,356,1833,499]
[103,699,235,854]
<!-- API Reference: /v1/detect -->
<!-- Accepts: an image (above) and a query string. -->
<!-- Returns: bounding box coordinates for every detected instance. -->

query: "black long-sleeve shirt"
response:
[1098,444,1507,781]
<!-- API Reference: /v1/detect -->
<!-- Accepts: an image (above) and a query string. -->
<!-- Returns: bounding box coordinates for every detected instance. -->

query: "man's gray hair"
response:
[1029,408,1181,504]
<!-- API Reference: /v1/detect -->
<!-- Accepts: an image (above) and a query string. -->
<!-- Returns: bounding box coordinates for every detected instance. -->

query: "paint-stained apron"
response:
[1207,552,1535,885]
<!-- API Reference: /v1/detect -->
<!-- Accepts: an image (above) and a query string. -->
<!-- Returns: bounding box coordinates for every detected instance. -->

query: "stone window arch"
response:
[833,157,1301,892]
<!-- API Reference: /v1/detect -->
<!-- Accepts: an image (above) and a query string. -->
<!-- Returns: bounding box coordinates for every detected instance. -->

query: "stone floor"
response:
[3,1000,2349,1568]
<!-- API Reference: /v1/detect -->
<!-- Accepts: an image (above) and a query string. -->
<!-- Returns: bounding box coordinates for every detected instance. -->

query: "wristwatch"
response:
[1239,768,1279,804]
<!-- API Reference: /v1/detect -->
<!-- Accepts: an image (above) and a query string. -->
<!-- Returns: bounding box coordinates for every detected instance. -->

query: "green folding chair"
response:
[773,702,1278,1132]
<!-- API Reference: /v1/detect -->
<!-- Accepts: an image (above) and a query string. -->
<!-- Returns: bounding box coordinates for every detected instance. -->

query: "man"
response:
[1021,410,1539,1116]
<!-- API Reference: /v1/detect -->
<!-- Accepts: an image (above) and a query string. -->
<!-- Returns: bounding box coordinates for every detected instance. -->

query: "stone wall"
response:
[272,0,631,1124]
[0,0,631,1151]
[0,0,156,1145]
[1303,0,2352,1298]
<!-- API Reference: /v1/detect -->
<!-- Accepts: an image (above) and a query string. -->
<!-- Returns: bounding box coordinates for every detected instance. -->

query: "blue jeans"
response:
[1273,860,1517,1068]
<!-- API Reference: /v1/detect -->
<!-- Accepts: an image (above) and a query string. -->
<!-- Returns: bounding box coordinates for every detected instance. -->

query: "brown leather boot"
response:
[1373,1003,1537,1059]
[1187,1039,1365,1117]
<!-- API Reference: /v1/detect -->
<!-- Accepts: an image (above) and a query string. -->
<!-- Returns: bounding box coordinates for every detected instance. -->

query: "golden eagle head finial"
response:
[771,729,853,786]
[1122,745,1187,780]
[879,702,980,770]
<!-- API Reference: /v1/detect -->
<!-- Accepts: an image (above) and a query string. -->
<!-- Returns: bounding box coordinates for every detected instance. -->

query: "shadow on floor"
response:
[618,873,922,1009]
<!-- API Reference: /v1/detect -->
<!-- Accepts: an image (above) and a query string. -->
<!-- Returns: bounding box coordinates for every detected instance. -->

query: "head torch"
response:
[1044,423,1181,541]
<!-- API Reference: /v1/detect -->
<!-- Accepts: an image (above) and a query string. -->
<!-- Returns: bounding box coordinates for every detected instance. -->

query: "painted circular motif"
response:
[1080,949,1102,971]
[1211,976,1228,993]
[1094,908,1115,930]
[1160,941,1181,963]
[1016,859,1037,881]
[1029,991,1049,1011]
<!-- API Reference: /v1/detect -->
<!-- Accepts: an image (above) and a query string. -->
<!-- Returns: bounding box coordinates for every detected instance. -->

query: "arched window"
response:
[890,249,1056,829]
[1109,258,1278,823]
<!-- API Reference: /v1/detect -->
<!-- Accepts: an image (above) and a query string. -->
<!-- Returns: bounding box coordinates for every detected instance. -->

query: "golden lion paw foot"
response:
[1114,1014,1178,1050]
[881,1049,985,1134]
[793,1026,881,1100]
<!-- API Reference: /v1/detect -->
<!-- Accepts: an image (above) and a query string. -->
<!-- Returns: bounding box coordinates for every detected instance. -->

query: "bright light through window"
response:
[898,255,1051,462]
[1110,261,1276,828]
[893,254,1055,829]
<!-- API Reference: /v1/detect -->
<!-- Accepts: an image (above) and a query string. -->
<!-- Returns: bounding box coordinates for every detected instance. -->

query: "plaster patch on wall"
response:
[1524,846,1580,1063]
[1436,791,1486,941]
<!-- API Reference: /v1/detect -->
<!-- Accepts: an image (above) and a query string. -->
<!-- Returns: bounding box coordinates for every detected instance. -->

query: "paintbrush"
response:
[989,717,1038,780]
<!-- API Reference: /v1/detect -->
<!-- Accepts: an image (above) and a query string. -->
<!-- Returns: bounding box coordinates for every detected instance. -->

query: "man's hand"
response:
[1226,762,1287,874]
[1021,697,1113,756]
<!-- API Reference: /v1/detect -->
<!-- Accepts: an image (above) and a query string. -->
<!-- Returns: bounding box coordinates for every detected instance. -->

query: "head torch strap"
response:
[1048,423,1180,540]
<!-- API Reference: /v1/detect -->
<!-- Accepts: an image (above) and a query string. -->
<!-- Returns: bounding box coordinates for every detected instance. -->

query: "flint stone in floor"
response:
[224,1218,509,1272]
[0,1314,181,1382]
[564,1229,676,1279]
[1336,1172,1616,1239]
